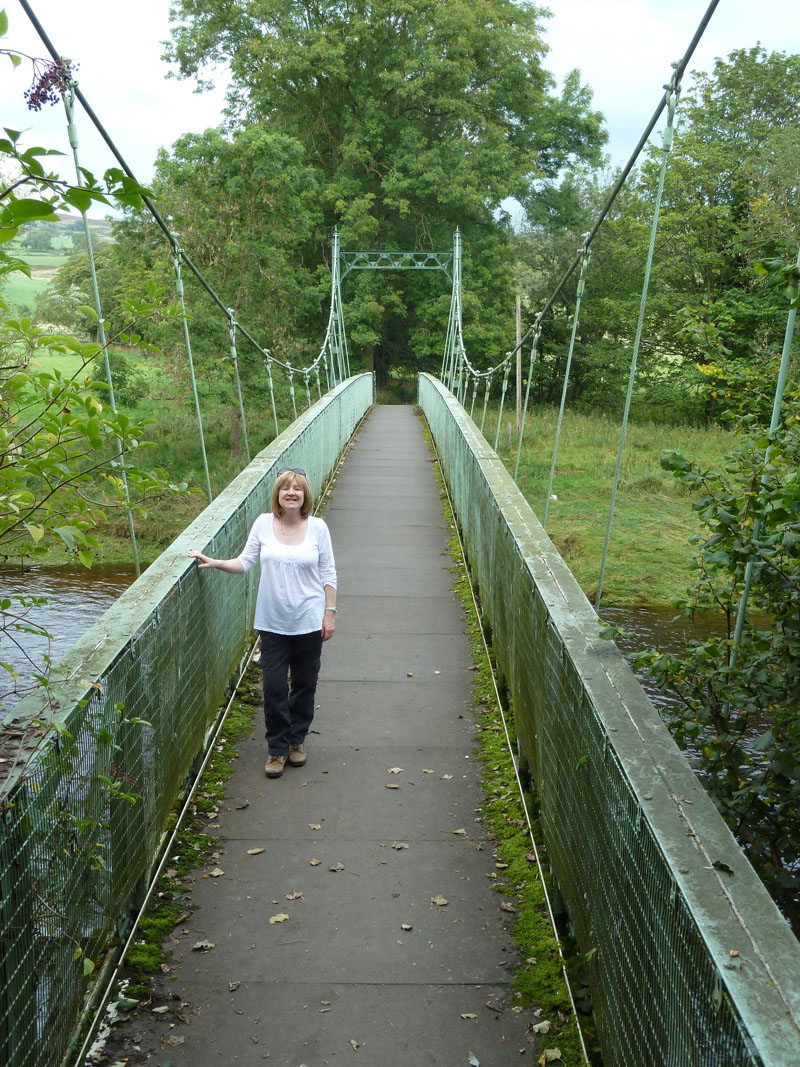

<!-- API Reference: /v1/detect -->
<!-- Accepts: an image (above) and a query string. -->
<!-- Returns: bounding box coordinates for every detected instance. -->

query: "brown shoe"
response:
[288,743,307,767]
[265,754,286,778]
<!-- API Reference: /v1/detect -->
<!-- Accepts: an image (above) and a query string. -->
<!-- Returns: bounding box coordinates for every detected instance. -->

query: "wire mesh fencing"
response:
[419,373,800,1067]
[0,374,373,1067]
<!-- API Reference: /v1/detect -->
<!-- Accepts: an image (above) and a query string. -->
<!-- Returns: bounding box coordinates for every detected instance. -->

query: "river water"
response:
[0,563,137,718]
[1,564,719,720]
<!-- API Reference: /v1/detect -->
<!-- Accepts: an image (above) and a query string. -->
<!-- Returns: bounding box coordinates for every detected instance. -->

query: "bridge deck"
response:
[118,406,539,1062]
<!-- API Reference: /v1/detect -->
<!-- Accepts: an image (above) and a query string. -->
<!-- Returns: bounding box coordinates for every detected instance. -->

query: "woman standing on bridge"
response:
[188,468,337,779]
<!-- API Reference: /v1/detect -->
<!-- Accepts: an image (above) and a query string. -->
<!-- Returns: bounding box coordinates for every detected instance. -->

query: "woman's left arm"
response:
[322,584,336,641]
[318,521,337,641]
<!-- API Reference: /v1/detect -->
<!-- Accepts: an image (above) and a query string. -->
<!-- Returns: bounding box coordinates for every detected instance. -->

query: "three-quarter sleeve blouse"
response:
[237,514,337,635]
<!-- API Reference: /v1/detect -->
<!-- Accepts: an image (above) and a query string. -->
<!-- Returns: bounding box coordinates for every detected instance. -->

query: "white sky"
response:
[3,0,799,207]
[544,0,800,170]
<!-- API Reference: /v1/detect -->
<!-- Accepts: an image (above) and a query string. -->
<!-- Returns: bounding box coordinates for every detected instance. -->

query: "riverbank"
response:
[494,408,734,606]
[8,407,734,607]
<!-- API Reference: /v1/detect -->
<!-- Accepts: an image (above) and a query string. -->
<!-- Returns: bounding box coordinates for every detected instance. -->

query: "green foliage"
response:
[627,411,800,928]
[442,492,590,1061]
[515,48,800,423]
[0,318,179,564]
[0,15,185,567]
[113,678,259,989]
[164,0,606,382]
[87,349,148,408]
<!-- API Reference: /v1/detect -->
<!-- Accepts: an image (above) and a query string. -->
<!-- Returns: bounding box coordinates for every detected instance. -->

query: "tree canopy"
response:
[162,0,606,382]
[513,46,800,423]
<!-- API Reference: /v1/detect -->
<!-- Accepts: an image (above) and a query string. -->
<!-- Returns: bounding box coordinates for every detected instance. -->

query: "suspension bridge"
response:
[3,3,800,1067]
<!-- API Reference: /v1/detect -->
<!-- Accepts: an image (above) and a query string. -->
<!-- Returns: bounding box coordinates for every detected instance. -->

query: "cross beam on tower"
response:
[340,248,453,281]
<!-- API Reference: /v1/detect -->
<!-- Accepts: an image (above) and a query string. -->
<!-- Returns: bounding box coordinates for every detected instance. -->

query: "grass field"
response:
[3,272,53,313]
[493,408,733,606]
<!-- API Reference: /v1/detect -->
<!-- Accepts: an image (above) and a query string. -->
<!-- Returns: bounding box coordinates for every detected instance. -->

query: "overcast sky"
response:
[4,0,799,203]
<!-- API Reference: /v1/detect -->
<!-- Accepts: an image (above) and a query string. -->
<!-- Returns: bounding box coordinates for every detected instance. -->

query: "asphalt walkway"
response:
[119,406,536,1065]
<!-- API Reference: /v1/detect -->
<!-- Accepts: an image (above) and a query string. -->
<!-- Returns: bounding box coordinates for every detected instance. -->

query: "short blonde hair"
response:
[271,469,313,518]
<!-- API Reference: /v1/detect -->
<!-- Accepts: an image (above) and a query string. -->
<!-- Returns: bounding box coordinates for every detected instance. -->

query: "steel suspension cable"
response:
[19,0,329,395]
[62,87,141,576]
[727,244,800,683]
[520,0,722,333]
[543,245,591,529]
[227,309,251,464]
[595,79,680,611]
[493,358,512,452]
[170,231,213,503]
[514,317,543,483]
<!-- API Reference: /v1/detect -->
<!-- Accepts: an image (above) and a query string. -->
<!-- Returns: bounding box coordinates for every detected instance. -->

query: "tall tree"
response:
[641,47,800,364]
[514,47,800,422]
[165,0,605,383]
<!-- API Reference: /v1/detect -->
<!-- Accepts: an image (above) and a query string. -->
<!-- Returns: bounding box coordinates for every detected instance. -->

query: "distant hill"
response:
[2,214,114,316]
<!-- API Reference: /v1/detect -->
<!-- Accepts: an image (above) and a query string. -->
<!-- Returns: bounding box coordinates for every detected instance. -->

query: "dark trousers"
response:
[259,630,323,756]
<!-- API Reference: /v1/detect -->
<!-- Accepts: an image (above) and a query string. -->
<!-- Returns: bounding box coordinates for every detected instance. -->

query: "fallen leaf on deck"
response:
[468,1055,480,1067]
[309,823,322,830]
[431,894,449,907]
[115,997,140,1012]
[329,862,345,872]
[406,672,414,677]
[388,767,403,774]
[452,829,467,836]
[247,848,265,855]
[423,768,435,773]
[285,890,303,900]
[229,981,240,992]
[401,923,413,931]
[192,940,215,951]
[385,784,400,790]
[392,842,409,850]
[209,867,225,878]
[166,1035,185,1046]
[309,858,322,866]
[441,774,453,780]
[350,1038,360,1051]
[461,1013,477,1020]
[269,913,289,924]
[500,902,517,913]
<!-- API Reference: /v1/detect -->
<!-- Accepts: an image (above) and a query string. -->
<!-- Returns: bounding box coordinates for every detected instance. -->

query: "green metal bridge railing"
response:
[0,374,374,1067]
[419,373,800,1067]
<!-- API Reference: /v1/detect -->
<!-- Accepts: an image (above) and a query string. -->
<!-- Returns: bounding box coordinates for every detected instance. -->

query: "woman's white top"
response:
[237,514,337,635]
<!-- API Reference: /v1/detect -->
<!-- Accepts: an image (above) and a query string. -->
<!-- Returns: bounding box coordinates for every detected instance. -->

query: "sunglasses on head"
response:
[278,467,307,476]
